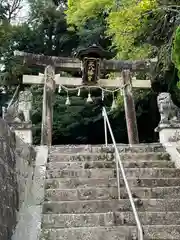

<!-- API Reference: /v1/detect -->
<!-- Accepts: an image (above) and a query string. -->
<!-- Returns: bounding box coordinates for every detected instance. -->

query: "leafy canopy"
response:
[67,0,158,60]
[172,26,180,80]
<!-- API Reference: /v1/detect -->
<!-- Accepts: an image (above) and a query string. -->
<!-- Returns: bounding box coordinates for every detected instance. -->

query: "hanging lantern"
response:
[101,89,105,101]
[87,92,93,103]
[65,96,71,105]
[111,93,117,110]
[77,88,81,96]
[111,99,117,110]
[65,92,71,105]
[58,85,62,93]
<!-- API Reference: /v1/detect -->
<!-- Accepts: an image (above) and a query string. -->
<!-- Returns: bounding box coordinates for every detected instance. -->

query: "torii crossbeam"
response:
[14,50,156,72]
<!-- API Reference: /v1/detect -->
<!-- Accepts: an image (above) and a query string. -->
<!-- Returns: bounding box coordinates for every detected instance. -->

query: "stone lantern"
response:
[77,44,111,85]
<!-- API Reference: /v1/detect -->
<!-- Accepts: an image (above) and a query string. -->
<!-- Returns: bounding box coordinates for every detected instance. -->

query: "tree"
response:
[0,0,23,22]
[27,0,79,56]
[66,0,180,91]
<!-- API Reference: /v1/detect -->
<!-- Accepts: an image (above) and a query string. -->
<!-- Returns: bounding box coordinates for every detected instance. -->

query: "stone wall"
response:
[15,132,35,209]
[0,118,36,240]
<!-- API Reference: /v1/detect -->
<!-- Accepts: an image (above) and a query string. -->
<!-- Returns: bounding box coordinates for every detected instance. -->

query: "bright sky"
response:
[15,0,29,23]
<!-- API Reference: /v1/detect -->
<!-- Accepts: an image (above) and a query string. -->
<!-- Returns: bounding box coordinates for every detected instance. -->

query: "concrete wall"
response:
[11,146,48,240]
[0,118,36,240]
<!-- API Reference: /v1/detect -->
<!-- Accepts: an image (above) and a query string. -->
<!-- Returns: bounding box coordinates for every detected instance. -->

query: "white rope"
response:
[59,83,129,93]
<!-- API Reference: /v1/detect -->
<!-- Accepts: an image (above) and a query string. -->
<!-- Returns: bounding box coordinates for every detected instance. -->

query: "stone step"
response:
[47,160,174,170]
[40,225,180,240]
[43,199,180,214]
[116,212,180,226]
[45,178,180,189]
[42,212,180,228]
[50,143,164,154]
[46,168,180,179]
[44,186,180,201]
[49,152,170,162]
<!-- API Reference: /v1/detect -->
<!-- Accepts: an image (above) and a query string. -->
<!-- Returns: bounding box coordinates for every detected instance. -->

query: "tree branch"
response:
[6,0,23,22]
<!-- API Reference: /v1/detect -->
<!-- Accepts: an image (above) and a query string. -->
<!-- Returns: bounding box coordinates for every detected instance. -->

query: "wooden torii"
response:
[14,50,156,146]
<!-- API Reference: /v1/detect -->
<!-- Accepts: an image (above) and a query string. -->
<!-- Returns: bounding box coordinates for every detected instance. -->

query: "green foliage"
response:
[30,86,158,144]
[107,0,158,59]
[66,0,180,91]
[172,26,180,80]
[66,0,114,26]
[67,0,158,60]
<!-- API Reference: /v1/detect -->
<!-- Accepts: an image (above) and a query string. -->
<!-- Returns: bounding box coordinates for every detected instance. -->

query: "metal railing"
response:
[102,107,143,240]
[2,85,20,120]
[7,85,20,110]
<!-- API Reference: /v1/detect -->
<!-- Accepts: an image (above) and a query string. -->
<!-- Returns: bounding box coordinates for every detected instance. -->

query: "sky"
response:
[15,0,29,23]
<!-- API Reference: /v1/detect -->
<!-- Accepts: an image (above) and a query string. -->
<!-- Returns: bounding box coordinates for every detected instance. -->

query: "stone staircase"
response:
[40,144,180,240]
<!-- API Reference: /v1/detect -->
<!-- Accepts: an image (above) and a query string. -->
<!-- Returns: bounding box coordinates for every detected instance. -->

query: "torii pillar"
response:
[122,69,139,144]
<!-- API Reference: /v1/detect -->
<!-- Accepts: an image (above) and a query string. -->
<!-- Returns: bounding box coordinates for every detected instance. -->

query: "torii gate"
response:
[14,48,156,146]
